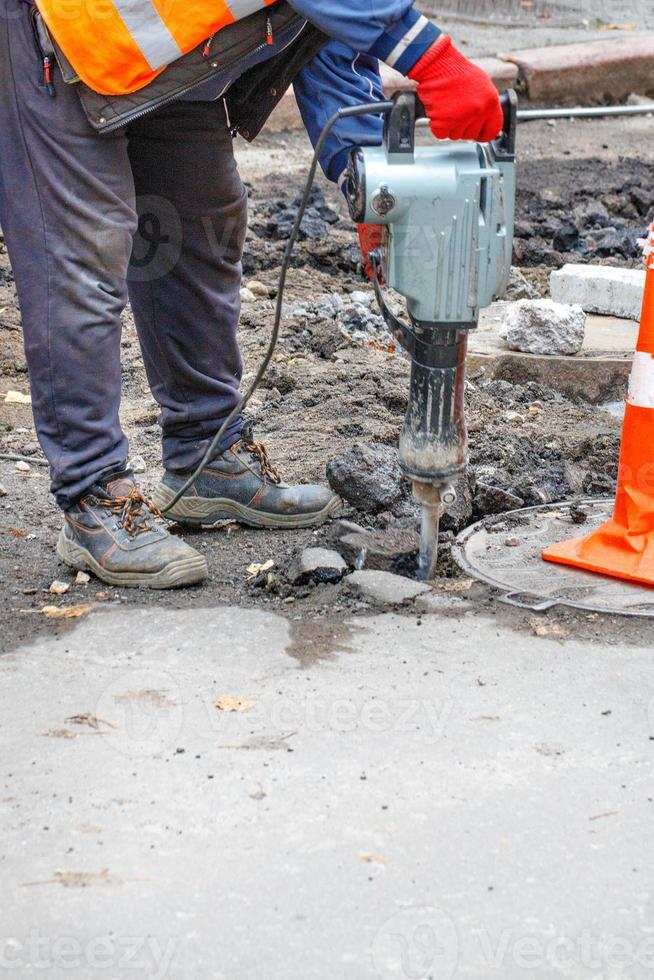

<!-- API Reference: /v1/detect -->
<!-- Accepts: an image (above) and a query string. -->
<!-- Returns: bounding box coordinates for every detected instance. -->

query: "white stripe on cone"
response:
[628,351,654,409]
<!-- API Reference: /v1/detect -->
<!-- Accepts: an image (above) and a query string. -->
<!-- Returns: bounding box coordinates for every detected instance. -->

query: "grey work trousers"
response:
[0,0,248,508]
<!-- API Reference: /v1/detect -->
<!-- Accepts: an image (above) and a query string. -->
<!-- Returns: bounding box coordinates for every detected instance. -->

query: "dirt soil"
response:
[1,115,653,650]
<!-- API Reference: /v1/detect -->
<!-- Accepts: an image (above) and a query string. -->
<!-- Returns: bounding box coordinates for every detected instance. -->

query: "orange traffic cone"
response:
[543,223,654,587]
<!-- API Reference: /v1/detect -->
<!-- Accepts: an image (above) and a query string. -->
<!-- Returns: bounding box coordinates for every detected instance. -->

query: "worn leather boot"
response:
[57,471,208,588]
[152,424,341,529]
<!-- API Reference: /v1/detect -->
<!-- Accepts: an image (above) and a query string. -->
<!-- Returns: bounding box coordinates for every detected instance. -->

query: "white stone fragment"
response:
[49,580,70,595]
[245,280,270,297]
[499,299,586,356]
[15,461,31,472]
[345,569,431,605]
[128,455,147,474]
[550,264,646,321]
[349,291,372,307]
[627,93,654,106]
[289,548,347,585]
[240,287,256,304]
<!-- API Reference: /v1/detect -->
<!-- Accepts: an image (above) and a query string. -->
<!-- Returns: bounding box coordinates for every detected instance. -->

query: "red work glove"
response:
[358,224,385,282]
[408,36,504,143]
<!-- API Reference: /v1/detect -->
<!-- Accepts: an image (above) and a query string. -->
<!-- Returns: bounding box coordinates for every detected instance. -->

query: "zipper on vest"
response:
[202,34,216,58]
[206,16,272,60]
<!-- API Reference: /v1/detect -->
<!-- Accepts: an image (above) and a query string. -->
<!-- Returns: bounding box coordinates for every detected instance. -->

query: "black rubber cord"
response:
[161,99,394,514]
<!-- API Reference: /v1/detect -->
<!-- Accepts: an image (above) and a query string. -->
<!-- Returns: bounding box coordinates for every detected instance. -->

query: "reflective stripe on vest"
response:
[35,0,277,97]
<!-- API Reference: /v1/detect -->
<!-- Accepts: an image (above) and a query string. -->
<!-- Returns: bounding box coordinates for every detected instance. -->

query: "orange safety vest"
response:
[35,0,278,97]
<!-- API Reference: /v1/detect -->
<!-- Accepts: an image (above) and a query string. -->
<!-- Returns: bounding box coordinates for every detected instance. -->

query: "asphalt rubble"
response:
[513,158,654,269]
[248,371,621,606]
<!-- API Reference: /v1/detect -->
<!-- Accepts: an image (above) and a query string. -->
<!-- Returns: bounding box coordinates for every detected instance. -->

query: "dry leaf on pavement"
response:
[44,728,79,739]
[215,695,257,712]
[65,713,117,730]
[529,618,569,639]
[23,869,119,888]
[439,577,475,593]
[40,604,94,619]
[246,560,274,579]
[359,854,388,865]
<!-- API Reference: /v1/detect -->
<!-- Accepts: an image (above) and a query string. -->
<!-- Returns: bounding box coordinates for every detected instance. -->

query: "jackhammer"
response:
[346,91,517,577]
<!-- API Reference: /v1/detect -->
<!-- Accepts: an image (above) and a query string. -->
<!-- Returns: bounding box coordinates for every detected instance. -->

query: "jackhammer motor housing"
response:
[346,91,517,491]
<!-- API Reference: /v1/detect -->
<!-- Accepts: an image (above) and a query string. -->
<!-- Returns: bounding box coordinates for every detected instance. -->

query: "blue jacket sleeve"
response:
[294,41,386,184]
[287,1,440,75]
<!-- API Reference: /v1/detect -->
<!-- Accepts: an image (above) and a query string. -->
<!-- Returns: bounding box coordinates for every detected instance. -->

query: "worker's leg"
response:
[135,99,340,528]
[126,100,248,474]
[0,0,136,509]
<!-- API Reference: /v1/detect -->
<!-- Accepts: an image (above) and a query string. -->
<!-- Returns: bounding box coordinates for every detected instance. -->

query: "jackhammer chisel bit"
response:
[417,495,441,582]
[346,89,517,579]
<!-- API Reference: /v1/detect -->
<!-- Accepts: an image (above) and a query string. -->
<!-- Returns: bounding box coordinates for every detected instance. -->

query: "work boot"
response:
[152,423,341,529]
[57,471,208,589]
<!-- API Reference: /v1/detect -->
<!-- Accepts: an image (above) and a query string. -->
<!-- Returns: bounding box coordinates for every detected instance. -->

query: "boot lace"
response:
[243,436,282,485]
[101,488,161,537]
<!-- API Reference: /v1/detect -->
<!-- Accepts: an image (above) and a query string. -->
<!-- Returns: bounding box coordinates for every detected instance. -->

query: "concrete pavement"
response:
[2,604,654,978]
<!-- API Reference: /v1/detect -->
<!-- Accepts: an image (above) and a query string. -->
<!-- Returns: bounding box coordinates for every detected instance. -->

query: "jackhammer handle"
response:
[414,93,428,120]
[495,89,518,159]
[383,91,421,154]
[392,89,516,153]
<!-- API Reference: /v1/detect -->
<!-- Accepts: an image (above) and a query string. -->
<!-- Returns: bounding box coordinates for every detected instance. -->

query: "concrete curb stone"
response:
[503,36,654,105]
[550,264,647,321]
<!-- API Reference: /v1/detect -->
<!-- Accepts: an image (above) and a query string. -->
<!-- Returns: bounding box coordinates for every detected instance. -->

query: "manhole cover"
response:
[452,499,654,617]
